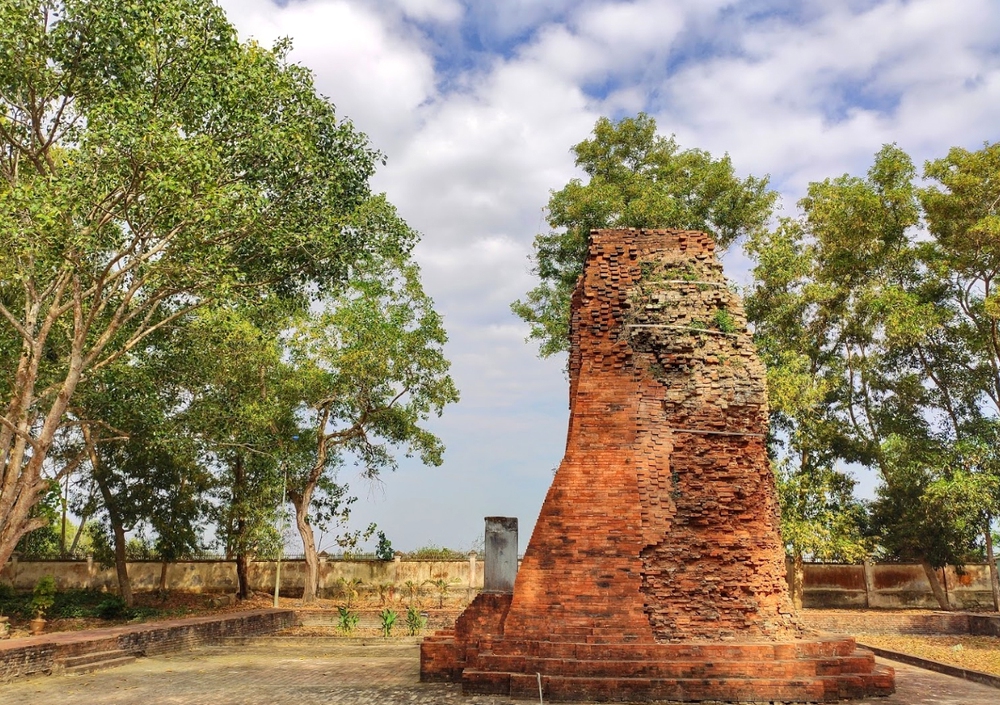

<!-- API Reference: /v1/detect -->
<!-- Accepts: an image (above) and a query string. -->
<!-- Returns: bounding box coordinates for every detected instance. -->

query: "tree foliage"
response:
[747,142,1000,608]
[0,0,412,567]
[512,113,777,356]
[285,252,459,603]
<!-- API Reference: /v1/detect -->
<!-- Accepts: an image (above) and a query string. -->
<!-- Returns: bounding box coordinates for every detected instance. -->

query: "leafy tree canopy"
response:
[512,113,777,356]
[0,0,418,567]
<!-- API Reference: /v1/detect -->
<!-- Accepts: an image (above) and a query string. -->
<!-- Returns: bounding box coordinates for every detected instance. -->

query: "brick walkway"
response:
[0,637,995,704]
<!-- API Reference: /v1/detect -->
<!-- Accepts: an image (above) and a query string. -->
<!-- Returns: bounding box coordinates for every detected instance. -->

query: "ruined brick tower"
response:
[421,229,895,702]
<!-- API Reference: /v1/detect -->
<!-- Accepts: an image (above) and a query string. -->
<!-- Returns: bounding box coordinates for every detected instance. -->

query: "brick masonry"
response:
[422,229,895,701]
[0,608,296,682]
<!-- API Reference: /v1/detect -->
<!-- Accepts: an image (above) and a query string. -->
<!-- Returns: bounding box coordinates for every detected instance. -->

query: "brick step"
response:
[423,629,455,641]
[469,670,893,702]
[462,662,895,702]
[485,636,859,662]
[62,650,136,675]
[471,652,876,680]
[465,671,832,702]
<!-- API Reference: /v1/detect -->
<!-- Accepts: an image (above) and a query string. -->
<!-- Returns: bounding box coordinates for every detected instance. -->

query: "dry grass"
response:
[861,634,1000,677]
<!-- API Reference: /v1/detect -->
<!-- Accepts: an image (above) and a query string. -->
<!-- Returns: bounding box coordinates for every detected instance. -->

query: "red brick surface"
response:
[422,229,895,701]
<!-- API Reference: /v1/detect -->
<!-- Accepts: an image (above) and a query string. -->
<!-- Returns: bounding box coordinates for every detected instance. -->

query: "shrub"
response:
[29,575,56,618]
[406,544,465,560]
[337,605,359,634]
[378,608,397,637]
[712,308,738,334]
[96,595,130,620]
[405,605,426,636]
[374,531,393,561]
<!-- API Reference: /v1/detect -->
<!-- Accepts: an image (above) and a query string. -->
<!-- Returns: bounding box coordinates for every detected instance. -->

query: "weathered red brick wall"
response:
[502,228,797,644]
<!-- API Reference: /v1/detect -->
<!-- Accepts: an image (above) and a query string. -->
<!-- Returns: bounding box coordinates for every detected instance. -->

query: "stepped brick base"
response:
[423,627,895,702]
[422,230,896,701]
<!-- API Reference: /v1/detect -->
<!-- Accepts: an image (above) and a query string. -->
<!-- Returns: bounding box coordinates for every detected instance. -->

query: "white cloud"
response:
[390,0,463,23]
[654,0,1000,205]
[219,0,437,155]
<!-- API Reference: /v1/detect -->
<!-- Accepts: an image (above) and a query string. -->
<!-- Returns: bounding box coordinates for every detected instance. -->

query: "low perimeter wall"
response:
[800,562,998,610]
[0,609,296,682]
[1,555,484,597]
[2,557,997,609]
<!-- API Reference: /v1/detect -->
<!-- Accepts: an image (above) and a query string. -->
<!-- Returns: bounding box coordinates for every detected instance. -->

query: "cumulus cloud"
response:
[219,0,437,156]
[658,0,1000,201]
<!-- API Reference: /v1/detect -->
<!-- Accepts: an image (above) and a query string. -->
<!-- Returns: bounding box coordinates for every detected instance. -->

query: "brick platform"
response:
[421,229,895,701]
[0,608,296,682]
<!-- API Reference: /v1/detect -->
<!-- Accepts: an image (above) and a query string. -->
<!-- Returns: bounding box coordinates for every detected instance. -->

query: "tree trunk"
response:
[232,455,250,600]
[110,518,133,607]
[95,473,134,607]
[788,553,804,610]
[60,475,69,557]
[985,514,1000,613]
[236,553,250,600]
[920,560,950,610]
[68,510,90,556]
[292,490,319,604]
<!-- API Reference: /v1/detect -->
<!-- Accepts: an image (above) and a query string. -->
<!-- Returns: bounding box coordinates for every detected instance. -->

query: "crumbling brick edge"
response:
[0,608,297,683]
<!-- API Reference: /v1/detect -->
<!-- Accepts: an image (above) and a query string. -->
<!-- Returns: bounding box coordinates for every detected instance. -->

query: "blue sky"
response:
[216,0,1000,553]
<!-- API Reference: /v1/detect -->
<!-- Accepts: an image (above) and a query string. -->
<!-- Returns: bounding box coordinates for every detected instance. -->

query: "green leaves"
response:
[748,142,1000,571]
[289,252,459,472]
[0,1,453,573]
[512,112,777,356]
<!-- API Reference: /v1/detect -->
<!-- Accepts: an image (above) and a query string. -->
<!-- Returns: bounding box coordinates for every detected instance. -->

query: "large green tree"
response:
[286,250,459,604]
[0,0,400,567]
[920,143,1000,607]
[178,305,292,601]
[747,144,1000,609]
[512,113,777,356]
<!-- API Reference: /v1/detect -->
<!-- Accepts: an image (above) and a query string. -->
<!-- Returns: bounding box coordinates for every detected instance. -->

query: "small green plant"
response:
[335,577,364,608]
[425,578,457,608]
[378,608,398,637]
[402,580,422,605]
[712,308,738,334]
[660,262,698,281]
[29,575,56,619]
[337,605,359,634]
[405,605,426,636]
[688,319,708,331]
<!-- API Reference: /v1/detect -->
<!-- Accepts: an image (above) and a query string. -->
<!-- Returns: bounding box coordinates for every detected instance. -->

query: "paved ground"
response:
[0,637,996,705]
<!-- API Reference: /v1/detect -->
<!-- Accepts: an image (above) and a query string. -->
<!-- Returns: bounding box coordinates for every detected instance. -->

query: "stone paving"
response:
[0,637,996,705]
